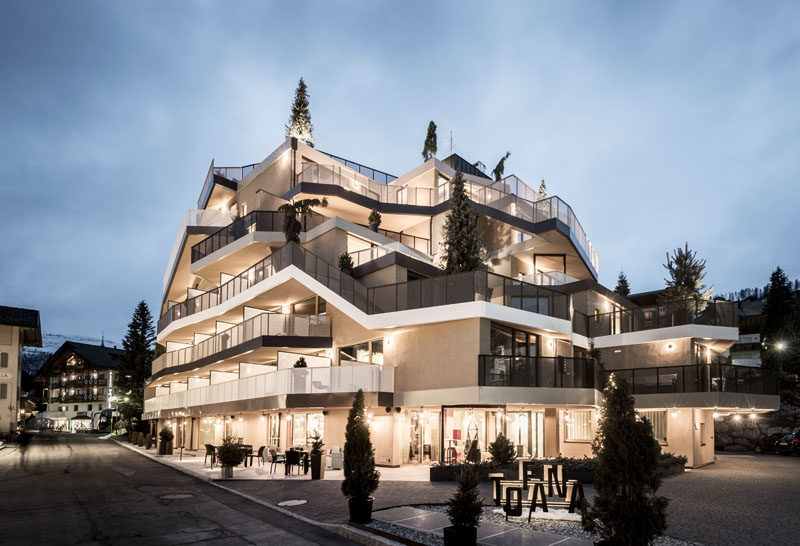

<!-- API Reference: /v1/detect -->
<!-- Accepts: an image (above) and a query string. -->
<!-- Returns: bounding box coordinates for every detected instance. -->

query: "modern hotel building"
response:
[145,138,778,467]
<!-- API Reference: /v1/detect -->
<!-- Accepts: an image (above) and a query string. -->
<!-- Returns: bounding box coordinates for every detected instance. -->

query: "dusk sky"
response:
[1,1,799,342]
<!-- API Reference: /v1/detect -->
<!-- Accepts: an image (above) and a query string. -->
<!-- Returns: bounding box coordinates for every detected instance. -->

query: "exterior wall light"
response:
[733,414,741,421]
[665,343,675,351]
[282,304,291,314]
[749,413,757,420]
[712,412,720,419]
[671,410,678,418]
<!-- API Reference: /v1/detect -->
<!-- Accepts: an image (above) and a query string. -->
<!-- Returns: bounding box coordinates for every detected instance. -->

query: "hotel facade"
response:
[145,138,778,468]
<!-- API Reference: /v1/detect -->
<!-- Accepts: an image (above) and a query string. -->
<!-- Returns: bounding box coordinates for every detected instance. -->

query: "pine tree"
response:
[491,151,511,181]
[117,301,155,431]
[447,464,483,530]
[614,270,631,297]
[277,198,327,243]
[422,121,437,160]
[342,389,380,504]
[762,266,797,372]
[442,171,484,273]
[286,77,314,146]
[582,374,669,544]
[538,179,547,199]
[660,243,713,303]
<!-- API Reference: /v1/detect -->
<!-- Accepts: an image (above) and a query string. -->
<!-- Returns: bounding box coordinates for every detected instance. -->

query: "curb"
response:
[114,440,400,545]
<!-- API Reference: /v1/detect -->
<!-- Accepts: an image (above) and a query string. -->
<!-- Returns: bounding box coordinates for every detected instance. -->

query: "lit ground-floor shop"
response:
[151,401,731,468]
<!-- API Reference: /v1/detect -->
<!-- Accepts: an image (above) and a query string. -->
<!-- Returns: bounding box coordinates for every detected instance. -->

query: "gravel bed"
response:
[412,504,699,545]
[366,519,441,546]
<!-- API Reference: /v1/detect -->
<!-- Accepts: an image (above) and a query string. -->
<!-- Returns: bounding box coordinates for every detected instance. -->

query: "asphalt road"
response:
[0,434,354,545]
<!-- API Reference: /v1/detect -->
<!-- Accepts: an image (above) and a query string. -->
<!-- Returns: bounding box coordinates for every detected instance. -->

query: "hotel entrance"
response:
[401,409,440,464]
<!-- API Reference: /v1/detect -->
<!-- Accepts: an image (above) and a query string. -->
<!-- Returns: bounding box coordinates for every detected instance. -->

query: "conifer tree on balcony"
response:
[422,121,437,160]
[118,301,155,431]
[660,242,713,306]
[582,374,668,544]
[614,270,631,297]
[491,151,511,182]
[286,77,314,147]
[442,171,484,273]
[538,179,547,199]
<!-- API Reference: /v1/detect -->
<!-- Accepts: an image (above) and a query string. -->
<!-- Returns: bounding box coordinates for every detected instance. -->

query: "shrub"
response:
[294,357,308,368]
[342,389,380,502]
[582,374,669,544]
[338,253,355,274]
[217,436,245,467]
[447,465,483,529]
[310,431,324,457]
[159,426,174,445]
[136,432,144,446]
[144,434,152,450]
[129,430,136,443]
[368,209,382,226]
[489,433,516,466]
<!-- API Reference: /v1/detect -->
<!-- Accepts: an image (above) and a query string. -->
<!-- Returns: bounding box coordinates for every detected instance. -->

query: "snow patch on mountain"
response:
[22,333,119,375]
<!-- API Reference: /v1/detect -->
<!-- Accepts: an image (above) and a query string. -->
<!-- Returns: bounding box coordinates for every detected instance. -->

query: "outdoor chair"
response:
[248,446,266,467]
[285,449,301,475]
[269,448,285,474]
[204,444,216,467]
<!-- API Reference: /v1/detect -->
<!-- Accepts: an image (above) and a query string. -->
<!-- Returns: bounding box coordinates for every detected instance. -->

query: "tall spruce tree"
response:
[660,243,713,303]
[582,374,669,544]
[422,121,437,160]
[442,171,484,273]
[286,77,314,146]
[117,301,155,430]
[614,270,631,297]
[538,179,547,199]
[491,151,511,181]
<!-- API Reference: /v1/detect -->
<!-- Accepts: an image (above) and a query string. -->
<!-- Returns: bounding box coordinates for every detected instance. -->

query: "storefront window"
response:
[268,414,280,447]
[291,412,325,447]
[565,410,592,441]
[443,408,495,463]
[401,410,440,463]
[639,410,667,443]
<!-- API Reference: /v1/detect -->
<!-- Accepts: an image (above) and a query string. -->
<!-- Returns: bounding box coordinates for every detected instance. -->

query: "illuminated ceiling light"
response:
[733,414,741,421]
[665,343,675,351]
[749,413,757,420]
[712,411,720,419]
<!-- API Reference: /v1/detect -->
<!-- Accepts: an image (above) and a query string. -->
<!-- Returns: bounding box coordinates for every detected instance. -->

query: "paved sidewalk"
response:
[373,506,590,545]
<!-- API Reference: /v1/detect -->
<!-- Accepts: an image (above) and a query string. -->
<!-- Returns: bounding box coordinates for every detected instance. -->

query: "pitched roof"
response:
[0,305,42,346]
[35,341,125,381]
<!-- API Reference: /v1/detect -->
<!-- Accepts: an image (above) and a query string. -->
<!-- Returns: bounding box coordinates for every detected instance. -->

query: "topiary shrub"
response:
[489,433,516,466]
[217,436,245,468]
[144,434,152,450]
[159,426,174,445]
[338,253,355,275]
[342,389,380,521]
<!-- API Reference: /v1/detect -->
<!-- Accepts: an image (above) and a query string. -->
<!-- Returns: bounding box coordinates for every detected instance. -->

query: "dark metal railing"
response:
[479,355,596,388]
[375,227,430,255]
[160,243,571,332]
[191,210,327,263]
[367,271,570,319]
[319,150,398,184]
[606,364,778,395]
[573,299,738,338]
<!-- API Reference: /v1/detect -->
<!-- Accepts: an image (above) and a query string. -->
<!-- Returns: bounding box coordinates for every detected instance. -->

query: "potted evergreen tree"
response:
[338,253,355,276]
[488,433,516,467]
[368,209,382,232]
[310,431,326,480]
[216,436,245,479]
[444,464,483,545]
[341,389,380,523]
[158,426,174,456]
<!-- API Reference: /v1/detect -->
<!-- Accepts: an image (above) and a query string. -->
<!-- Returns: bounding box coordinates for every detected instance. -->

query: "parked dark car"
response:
[775,433,799,456]
[757,432,789,454]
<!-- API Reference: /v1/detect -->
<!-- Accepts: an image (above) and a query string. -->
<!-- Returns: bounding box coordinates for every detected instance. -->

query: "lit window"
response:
[565,410,592,441]
[638,410,668,443]
[339,342,371,364]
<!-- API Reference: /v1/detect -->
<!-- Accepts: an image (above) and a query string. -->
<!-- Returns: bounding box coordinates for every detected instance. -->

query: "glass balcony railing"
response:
[191,210,327,263]
[479,355,597,388]
[144,364,393,415]
[296,162,598,273]
[151,313,330,376]
[159,243,571,333]
[372,227,431,255]
[607,364,778,395]
[573,299,738,338]
[197,160,259,209]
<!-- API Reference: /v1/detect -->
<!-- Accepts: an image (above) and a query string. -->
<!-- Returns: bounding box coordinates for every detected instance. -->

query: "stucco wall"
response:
[0,325,20,435]
[599,338,692,370]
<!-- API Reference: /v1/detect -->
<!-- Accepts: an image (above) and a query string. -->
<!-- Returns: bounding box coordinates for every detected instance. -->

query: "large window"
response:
[490,322,538,357]
[0,352,7,367]
[268,414,280,447]
[639,410,668,443]
[339,339,383,365]
[291,412,324,447]
[565,410,592,441]
[0,383,7,399]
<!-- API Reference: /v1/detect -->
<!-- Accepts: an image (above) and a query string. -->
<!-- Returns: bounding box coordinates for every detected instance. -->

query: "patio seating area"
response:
[123,441,431,481]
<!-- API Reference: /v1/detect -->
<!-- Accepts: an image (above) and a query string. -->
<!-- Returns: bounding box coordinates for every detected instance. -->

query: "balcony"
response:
[197,160,258,209]
[158,243,571,333]
[152,313,331,376]
[607,364,778,396]
[295,162,598,274]
[573,299,738,338]
[478,355,597,388]
[144,364,393,416]
[191,210,327,263]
